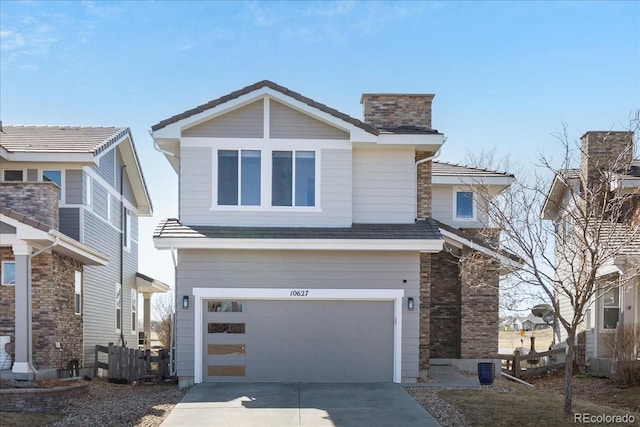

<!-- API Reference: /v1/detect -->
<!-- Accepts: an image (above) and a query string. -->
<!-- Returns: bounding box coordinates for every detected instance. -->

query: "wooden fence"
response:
[499,347,565,379]
[94,344,170,383]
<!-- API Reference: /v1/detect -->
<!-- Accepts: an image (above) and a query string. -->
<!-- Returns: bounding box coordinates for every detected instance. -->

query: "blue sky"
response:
[1,1,639,292]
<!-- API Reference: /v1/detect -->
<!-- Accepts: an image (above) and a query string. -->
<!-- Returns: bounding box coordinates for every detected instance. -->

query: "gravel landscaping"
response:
[48,379,187,427]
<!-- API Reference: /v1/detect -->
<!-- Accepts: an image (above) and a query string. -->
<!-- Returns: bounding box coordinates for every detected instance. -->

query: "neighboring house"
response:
[542,131,639,369]
[0,126,168,378]
[151,80,517,385]
[521,314,549,331]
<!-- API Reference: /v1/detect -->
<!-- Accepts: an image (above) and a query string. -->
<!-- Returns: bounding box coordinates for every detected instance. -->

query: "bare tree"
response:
[154,293,174,349]
[465,117,639,415]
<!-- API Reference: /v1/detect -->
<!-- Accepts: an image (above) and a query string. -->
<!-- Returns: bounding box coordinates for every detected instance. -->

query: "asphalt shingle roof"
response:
[154,218,442,241]
[0,125,129,156]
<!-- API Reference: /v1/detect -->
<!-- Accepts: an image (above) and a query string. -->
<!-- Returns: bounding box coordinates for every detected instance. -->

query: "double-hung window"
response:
[602,287,620,330]
[131,290,137,334]
[74,271,82,314]
[272,151,315,207]
[123,208,131,250]
[218,150,261,206]
[115,283,122,332]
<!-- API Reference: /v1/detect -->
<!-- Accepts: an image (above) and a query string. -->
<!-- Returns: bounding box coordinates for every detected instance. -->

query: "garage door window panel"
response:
[208,323,245,334]
[208,344,246,356]
[207,301,244,312]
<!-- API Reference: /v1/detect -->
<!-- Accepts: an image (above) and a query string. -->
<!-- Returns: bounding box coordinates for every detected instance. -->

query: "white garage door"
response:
[203,299,394,382]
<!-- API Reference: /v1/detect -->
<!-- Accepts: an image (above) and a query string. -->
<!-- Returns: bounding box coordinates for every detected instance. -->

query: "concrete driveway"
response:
[161,382,440,427]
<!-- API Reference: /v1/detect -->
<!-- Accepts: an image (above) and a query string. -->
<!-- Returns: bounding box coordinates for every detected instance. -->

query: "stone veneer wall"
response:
[0,382,89,413]
[0,248,83,369]
[419,252,431,373]
[0,182,59,229]
[429,249,462,358]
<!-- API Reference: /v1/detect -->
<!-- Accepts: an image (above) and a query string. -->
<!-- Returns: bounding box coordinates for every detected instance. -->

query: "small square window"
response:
[455,191,474,220]
[3,170,24,181]
[2,261,16,286]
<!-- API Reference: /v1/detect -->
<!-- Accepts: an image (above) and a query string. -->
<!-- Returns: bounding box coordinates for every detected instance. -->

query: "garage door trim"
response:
[193,287,404,384]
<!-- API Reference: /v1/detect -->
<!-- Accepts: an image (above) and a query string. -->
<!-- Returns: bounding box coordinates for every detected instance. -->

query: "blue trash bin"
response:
[477,362,495,385]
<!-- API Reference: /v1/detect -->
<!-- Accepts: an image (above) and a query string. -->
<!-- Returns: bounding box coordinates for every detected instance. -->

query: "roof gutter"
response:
[149,129,176,157]
[415,137,446,165]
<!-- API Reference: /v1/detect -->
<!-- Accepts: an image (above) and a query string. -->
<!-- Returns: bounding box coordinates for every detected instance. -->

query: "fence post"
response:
[94,345,99,378]
[514,349,521,379]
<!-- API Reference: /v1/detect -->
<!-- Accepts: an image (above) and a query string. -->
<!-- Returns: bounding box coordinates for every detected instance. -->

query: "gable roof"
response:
[0,125,153,215]
[151,80,380,135]
[1,206,109,266]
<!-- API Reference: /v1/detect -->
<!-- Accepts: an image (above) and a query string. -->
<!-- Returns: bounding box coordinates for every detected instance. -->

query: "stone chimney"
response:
[361,94,435,130]
[0,182,59,229]
[361,93,436,218]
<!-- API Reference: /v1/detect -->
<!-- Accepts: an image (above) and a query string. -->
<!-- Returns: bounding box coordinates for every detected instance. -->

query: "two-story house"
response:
[151,80,516,386]
[0,126,168,378]
[542,131,639,371]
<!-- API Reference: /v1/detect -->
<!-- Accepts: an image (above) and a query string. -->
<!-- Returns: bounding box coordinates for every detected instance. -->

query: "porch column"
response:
[12,243,34,375]
[143,292,151,350]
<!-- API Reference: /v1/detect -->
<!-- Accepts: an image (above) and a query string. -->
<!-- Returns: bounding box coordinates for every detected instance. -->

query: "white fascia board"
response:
[154,237,443,252]
[432,176,513,186]
[117,136,153,216]
[439,228,522,269]
[377,133,445,148]
[0,215,50,240]
[136,276,171,294]
[1,152,96,164]
[611,177,640,193]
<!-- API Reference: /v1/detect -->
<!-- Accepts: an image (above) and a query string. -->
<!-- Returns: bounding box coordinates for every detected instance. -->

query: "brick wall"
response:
[0,248,83,370]
[416,151,433,218]
[460,246,500,358]
[361,94,434,130]
[0,382,89,413]
[32,253,83,369]
[0,182,59,229]
[419,252,431,372]
[429,250,462,358]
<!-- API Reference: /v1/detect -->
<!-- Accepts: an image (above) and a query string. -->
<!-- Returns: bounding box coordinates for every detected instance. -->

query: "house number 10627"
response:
[290,290,309,297]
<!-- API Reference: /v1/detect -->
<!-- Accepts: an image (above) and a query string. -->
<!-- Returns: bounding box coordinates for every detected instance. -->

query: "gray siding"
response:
[59,208,80,241]
[65,170,83,205]
[96,149,116,188]
[432,185,488,228]
[27,169,38,182]
[92,180,109,220]
[352,147,416,224]
[179,147,352,227]
[270,100,349,140]
[0,221,16,234]
[176,250,420,381]
[81,205,139,366]
[115,149,135,206]
[183,101,263,138]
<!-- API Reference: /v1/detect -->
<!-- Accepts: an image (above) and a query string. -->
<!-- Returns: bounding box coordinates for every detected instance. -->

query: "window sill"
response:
[210,205,322,213]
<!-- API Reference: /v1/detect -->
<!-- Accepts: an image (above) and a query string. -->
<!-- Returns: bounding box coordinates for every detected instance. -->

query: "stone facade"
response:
[416,151,433,218]
[429,249,462,359]
[361,94,434,130]
[0,248,83,370]
[418,252,431,372]
[0,182,59,229]
[0,382,89,413]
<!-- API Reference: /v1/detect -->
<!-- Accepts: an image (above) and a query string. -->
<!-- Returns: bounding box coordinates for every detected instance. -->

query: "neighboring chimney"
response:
[360,94,435,130]
[581,131,634,188]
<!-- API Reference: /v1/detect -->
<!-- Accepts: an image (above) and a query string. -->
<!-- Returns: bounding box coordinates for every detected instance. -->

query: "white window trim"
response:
[211,147,321,212]
[452,187,476,221]
[123,208,131,252]
[41,169,65,204]
[601,286,620,331]
[1,169,27,182]
[85,174,93,208]
[192,287,404,384]
[115,283,122,333]
[131,289,137,335]
[74,271,82,315]
[106,194,112,221]
[1,261,16,286]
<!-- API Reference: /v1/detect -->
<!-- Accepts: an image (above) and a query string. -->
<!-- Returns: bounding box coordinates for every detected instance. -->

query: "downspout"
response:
[119,165,126,347]
[169,242,177,376]
[26,237,60,372]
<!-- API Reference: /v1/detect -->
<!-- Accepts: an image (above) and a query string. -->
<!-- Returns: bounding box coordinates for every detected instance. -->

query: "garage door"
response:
[203,299,394,382]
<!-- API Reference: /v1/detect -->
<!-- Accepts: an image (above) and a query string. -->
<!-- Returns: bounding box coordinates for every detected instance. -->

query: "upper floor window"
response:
[43,170,62,200]
[602,287,619,330]
[454,190,475,220]
[272,151,316,207]
[85,174,93,207]
[3,170,23,181]
[213,148,317,209]
[218,150,261,206]
[1,261,16,286]
[123,208,131,250]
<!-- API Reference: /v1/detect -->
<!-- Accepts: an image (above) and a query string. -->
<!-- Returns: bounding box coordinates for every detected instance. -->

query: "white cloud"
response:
[0,30,26,51]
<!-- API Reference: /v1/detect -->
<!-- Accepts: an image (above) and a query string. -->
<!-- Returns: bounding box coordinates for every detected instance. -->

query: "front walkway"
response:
[161,382,440,427]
